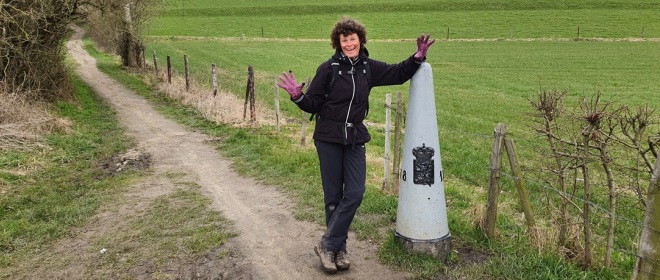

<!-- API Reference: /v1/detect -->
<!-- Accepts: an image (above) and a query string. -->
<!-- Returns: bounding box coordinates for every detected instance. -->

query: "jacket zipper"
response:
[344,58,358,144]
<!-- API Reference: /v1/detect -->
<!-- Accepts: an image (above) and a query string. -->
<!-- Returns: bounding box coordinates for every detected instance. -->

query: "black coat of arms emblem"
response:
[412,143,434,186]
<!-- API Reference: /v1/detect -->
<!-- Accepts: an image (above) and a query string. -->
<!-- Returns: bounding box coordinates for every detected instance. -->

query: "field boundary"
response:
[145,35,660,43]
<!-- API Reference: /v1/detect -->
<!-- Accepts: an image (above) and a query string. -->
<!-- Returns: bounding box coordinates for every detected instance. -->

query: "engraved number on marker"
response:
[402,170,407,181]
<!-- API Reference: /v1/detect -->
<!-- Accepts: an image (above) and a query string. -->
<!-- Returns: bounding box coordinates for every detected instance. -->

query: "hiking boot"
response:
[336,250,350,270]
[314,242,337,274]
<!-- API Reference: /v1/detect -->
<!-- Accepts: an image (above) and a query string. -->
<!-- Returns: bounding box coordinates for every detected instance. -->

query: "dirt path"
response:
[65,25,409,280]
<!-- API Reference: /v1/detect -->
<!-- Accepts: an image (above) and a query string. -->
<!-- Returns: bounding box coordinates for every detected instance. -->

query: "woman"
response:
[278,17,435,274]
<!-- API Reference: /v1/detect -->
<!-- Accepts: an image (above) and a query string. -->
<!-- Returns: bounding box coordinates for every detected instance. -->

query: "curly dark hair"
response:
[330,17,367,50]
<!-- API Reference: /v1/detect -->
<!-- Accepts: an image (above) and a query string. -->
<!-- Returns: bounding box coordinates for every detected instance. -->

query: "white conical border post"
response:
[395,62,451,260]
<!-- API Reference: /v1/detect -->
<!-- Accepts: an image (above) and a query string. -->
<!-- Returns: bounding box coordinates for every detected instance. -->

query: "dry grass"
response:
[472,198,586,261]
[0,89,71,151]
[0,88,72,196]
[142,66,334,151]
[152,73,279,127]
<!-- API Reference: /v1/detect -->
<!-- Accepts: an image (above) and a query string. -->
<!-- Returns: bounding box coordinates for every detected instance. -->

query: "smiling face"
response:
[339,33,361,59]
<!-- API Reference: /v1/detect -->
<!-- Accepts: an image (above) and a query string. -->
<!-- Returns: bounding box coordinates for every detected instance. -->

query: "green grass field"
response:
[146,38,660,184]
[138,1,660,279]
[148,0,660,39]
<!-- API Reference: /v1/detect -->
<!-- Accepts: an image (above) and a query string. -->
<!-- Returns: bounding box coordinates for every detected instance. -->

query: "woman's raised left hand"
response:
[414,33,436,61]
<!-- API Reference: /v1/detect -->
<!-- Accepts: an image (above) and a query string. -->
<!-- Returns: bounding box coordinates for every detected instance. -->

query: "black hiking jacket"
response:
[293,48,423,145]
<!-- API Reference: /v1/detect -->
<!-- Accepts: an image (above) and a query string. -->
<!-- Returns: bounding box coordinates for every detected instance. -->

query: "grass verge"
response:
[0,73,139,269]
[0,61,237,278]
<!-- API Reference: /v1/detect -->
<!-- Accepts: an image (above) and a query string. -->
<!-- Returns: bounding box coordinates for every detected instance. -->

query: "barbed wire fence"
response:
[443,120,658,273]
[138,50,659,276]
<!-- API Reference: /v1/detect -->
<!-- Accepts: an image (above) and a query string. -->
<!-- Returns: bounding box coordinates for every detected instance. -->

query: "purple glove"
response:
[414,33,436,61]
[277,71,304,100]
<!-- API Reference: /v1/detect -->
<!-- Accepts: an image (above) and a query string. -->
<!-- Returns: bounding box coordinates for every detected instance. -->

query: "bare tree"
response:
[577,93,615,268]
[530,90,574,247]
[595,114,621,267]
[618,106,659,206]
[84,0,162,68]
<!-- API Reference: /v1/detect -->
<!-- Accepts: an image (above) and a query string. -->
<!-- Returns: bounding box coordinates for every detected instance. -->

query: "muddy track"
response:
[65,25,409,280]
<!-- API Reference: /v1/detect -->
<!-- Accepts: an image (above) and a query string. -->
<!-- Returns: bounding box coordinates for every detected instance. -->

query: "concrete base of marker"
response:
[395,232,452,262]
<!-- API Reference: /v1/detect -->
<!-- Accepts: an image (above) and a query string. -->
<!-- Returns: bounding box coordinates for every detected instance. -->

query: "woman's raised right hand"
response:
[277,71,304,100]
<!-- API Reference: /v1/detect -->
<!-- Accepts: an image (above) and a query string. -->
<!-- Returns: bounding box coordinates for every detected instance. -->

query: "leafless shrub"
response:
[0,0,162,101]
[531,90,658,269]
[0,0,84,100]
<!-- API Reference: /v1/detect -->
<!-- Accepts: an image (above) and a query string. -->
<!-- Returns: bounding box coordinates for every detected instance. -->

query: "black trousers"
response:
[314,140,366,252]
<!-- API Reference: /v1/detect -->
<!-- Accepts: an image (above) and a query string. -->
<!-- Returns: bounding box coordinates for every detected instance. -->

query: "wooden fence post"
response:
[485,123,506,237]
[244,68,249,119]
[212,64,218,97]
[184,55,190,91]
[141,46,146,69]
[274,74,280,134]
[383,93,392,191]
[392,91,403,194]
[153,50,158,74]
[301,111,309,146]
[244,65,254,120]
[299,77,310,143]
[581,131,593,268]
[249,69,257,122]
[166,55,171,84]
[632,156,660,280]
[504,137,536,237]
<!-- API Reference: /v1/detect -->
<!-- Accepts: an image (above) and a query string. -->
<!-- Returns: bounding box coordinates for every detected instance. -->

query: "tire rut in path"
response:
[67,25,409,280]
